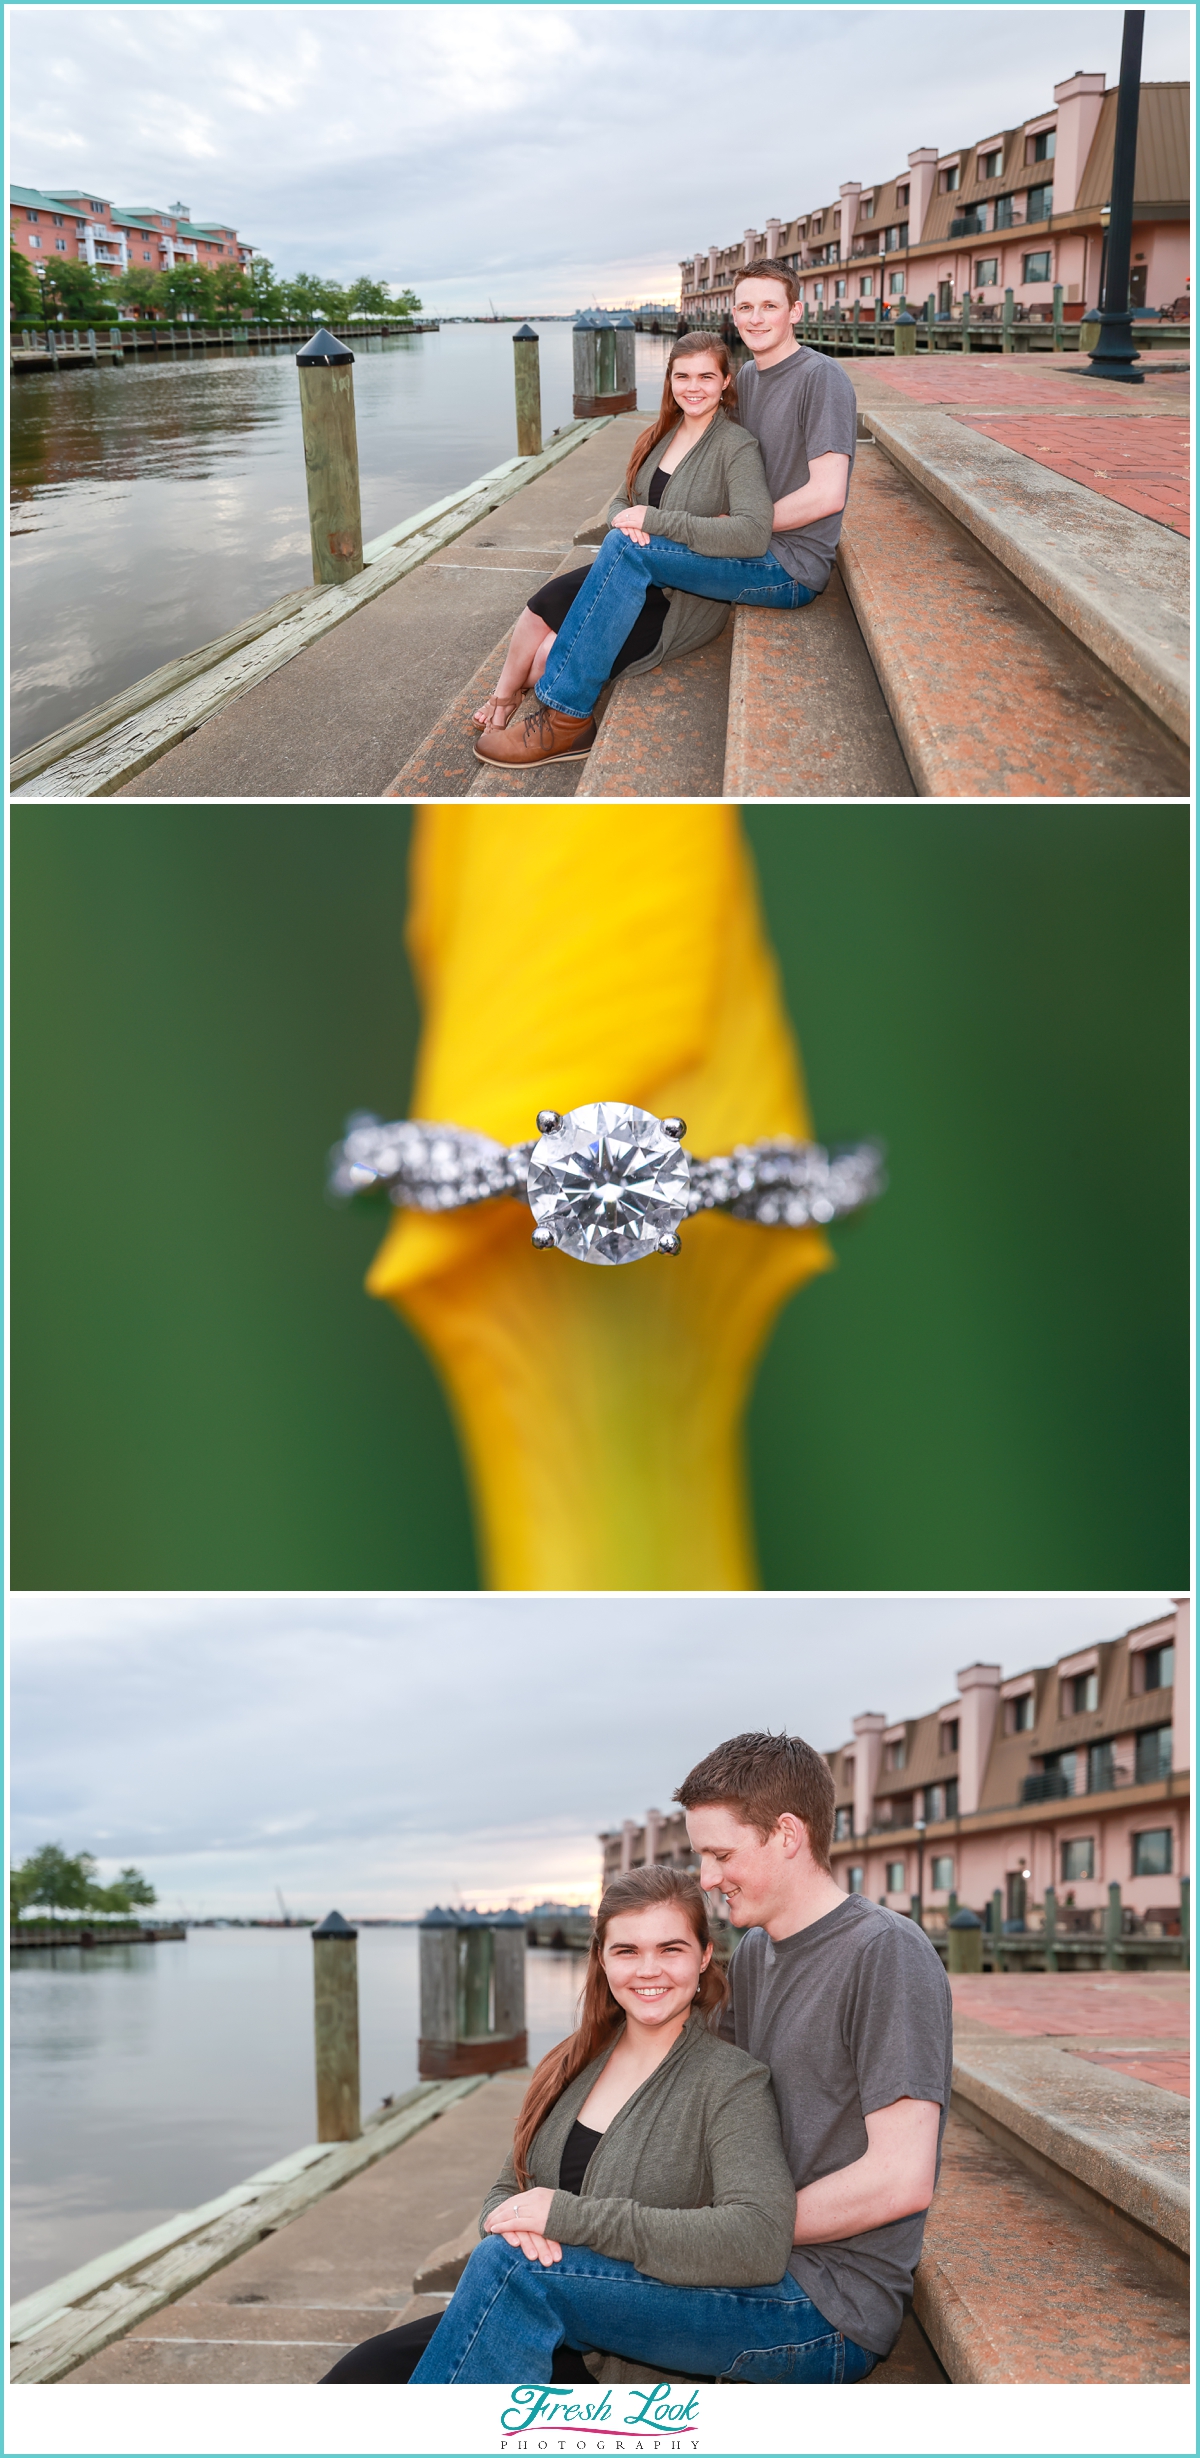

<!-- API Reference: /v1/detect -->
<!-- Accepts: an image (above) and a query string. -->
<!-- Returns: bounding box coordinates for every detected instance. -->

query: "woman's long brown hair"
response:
[623,333,740,497]
[511,1865,728,2186]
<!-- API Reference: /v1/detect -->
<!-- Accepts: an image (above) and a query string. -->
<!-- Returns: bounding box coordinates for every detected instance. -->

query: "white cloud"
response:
[8,8,1191,312]
[10,1591,1172,1917]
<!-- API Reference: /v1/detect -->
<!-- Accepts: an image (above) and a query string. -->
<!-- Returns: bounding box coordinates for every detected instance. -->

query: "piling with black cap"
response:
[295,327,365,584]
[312,1909,361,2140]
[946,1907,983,1974]
[512,323,543,457]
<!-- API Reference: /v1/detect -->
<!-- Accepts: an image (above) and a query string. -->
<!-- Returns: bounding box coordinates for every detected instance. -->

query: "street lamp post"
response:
[912,1818,926,1929]
[1084,9,1145,383]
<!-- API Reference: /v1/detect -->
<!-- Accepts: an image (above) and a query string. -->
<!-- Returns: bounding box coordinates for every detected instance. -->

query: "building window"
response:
[975,258,999,288]
[885,1737,905,1770]
[1140,1643,1175,1692]
[1061,1837,1094,1882]
[862,197,875,219]
[931,1856,954,1891]
[1065,1671,1099,1716]
[980,148,1003,181]
[1135,1725,1172,1785]
[945,1780,959,1818]
[940,1720,959,1754]
[994,195,1015,230]
[55,237,66,251]
[886,1861,906,1893]
[939,164,960,193]
[1031,128,1056,162]
[1088,1740,1114,1793]
[143,251,151,262]
[847,1866,864,1895]
[90,199,104,212]
[888,270,905,295]
[813,280,823,301]
[834,1806,853,1841]
[896,184,909,208]
[29,233,40,246]
[1025,187,1054,227]
[859,275,874,298]
[1132,1829,1172,1878]
[1007,1691,1035,1733]
[924,1784,944,1823]
[52,213,64,226]
[834,278,846,298]
[811,216,822,234]
[27,209,39,223]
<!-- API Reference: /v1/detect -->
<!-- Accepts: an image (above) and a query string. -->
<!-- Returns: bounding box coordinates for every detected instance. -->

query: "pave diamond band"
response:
[330,1102,884,1267]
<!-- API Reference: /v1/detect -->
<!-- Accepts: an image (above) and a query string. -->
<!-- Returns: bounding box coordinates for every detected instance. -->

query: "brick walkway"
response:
[950,1971,1190,2097]
[865,356,1188,409]
[961,412,1189,534]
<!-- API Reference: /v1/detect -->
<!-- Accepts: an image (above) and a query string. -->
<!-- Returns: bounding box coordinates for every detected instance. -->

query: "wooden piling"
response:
[1044,1885,1059,1972]
[312,1910,361,2141]
[512,323,542,457]
[1104,1881,1122,1971]
[295,328,364,586]
[1001,288,1015,354]
[419,1909,527,2080]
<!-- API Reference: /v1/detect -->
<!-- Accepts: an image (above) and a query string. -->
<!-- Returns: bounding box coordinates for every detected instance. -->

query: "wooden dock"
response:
[9,317,439,372]
[12,1922,187,1950]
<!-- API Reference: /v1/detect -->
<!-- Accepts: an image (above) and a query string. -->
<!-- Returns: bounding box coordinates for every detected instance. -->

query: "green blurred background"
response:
[11,804,1188,1591]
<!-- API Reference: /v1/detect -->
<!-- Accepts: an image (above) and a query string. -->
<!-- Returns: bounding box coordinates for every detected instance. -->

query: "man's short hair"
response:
[733,258,800,307]
[674,1730,835,1870]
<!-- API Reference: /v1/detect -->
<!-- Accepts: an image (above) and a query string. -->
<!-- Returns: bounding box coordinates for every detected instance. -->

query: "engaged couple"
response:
[323,1729,952,2388]
[471,261,858,771]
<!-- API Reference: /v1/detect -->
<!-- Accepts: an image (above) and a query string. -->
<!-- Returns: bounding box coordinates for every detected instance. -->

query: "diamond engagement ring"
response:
[329,1100,884,1268]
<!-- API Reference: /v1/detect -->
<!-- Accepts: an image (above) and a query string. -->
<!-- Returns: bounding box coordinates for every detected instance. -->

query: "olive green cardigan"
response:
[574,413,773,677]
[480,2016,795,2287]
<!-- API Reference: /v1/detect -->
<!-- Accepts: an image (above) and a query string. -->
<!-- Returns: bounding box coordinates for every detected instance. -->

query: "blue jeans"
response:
[409,2237,877,2384]
[537,529,816,719]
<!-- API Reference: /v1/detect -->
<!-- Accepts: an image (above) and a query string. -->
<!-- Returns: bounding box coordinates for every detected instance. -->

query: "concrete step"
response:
[836,444,1190,796]
[721,570,914,797]
[916,2104,1190,2383]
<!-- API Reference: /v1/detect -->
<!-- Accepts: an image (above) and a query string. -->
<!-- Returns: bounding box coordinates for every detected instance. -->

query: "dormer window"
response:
[896,184,909,207]
[979,148,1003,181]
[939,164,960,193]
[940,1720,959,1755]
[861,197,875,219]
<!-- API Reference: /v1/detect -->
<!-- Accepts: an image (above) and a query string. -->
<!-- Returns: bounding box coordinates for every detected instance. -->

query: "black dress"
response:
[526,463,673,678]
[319,2121,605,2384]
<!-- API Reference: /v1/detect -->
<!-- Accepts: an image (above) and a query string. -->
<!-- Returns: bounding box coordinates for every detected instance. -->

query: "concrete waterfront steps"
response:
[914,2024,1190,2384]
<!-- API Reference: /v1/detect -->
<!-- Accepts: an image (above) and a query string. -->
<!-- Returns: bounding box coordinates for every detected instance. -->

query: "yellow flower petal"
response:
[368,807,832,1590]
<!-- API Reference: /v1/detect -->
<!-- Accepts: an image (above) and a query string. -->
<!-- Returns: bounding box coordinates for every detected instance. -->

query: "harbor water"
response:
[10,1925,585,2302]
[10,321,675,757]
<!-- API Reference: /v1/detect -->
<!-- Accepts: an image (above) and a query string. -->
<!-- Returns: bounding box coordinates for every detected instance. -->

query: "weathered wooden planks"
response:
[11,418,614,802]
[10,2073,486,2382]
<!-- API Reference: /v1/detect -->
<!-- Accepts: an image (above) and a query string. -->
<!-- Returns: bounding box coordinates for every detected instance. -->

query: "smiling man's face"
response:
[685,1802,798,1932]
[732,278,797,360]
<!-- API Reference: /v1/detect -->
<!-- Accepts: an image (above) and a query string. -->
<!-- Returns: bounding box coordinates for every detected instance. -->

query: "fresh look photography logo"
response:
[499,2380,701,2449]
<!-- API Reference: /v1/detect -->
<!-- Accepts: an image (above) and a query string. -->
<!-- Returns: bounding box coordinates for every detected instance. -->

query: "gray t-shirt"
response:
[736,346,857,591]
[722,1897,953,2356]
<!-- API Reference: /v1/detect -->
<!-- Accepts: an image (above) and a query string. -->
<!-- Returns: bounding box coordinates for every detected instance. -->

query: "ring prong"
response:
[536,1109,564,1137]
[662,1117,686,1140]
[657,1231,682,1257]
[531,1224,556,1251]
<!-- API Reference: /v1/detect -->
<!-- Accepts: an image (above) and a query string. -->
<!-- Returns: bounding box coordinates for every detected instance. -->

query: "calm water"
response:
[10,322,674,756]
[9,1926,585,2301]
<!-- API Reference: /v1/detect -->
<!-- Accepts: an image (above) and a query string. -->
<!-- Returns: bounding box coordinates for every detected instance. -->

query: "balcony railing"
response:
[949,213,987,237]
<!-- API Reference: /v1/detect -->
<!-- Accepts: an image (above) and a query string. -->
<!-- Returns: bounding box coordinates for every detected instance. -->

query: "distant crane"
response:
[276,1886,290,1927]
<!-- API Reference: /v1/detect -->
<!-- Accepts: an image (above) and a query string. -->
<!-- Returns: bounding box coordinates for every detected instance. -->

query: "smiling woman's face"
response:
[599,1900,711,2031]
[669,352,726,415]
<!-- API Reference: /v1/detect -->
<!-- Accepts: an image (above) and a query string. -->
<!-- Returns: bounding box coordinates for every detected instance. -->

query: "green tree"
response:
[158,261,215,322]
[212,262,252,316]
[391,286,422,319]
[42,257,116,323]
[10,1842,156,1923]
[10,242,41,321]
[247,255,287,318]
[347,276,393,316]
[282,270,330,322]
[116,265,164,320]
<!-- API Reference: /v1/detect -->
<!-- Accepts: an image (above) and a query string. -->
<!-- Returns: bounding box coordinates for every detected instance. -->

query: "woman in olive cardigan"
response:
[322,1866,836,2390]
[472,333,772,733]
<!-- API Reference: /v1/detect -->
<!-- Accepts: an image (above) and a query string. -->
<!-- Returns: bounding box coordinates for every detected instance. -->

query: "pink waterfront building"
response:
[601,1602,1190,1942]
[10,183,253,282]
[680,75,1189,324]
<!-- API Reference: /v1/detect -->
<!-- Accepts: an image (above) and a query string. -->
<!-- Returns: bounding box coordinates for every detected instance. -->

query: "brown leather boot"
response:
[474,698,596,767]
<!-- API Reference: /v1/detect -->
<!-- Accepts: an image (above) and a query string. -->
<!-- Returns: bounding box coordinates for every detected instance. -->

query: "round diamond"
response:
[526,1102,691,1266]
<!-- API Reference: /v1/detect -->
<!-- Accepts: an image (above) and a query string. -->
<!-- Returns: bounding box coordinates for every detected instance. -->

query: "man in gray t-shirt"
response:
[721,1898,952,2354]
[737,341,857,593]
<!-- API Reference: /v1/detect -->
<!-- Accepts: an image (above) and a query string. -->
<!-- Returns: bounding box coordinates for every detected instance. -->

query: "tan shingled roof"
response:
[1077,82,1190,211]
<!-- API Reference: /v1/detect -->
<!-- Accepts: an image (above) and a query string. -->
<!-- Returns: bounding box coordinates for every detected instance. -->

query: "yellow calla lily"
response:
[367,807,832,1591]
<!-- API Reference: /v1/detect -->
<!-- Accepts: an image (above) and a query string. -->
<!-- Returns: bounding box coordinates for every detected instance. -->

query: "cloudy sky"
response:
[10,1592,1173,1918]
[10,7,1192,313]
